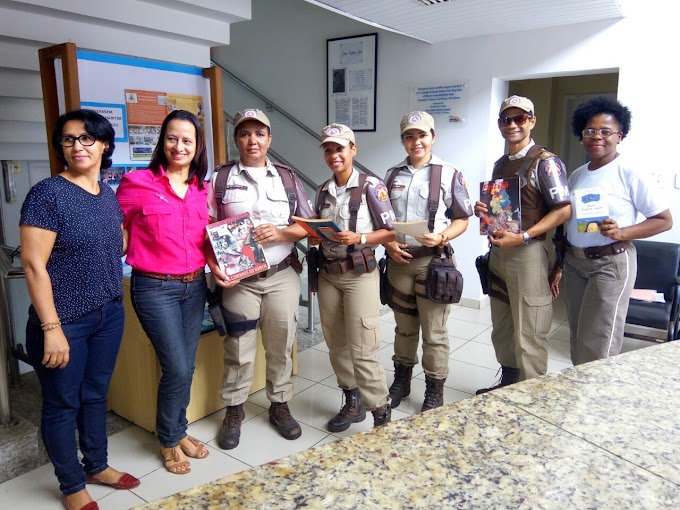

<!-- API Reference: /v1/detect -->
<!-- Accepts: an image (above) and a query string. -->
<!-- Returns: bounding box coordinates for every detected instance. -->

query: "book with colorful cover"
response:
[479,176,521,235]
[292,216,342,241]
[206,212,269,281]
[574,187,609,233]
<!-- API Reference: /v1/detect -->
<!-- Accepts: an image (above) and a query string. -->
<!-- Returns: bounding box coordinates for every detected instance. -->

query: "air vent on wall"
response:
[415,0,451,5]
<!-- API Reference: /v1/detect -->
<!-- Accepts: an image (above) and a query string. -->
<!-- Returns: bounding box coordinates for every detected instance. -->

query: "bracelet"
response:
[439,233,449,246]
[41,321,61,331]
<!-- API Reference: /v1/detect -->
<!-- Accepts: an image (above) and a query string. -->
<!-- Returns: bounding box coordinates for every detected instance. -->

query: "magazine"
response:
[292,216,342,241]
[206,212,269,281]
[479,177,521,235]
[574,187,609,233]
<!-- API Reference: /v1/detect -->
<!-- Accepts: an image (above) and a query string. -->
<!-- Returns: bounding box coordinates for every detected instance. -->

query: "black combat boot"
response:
[217,404,245,450]
[269,402,302,440]
[327,388,366,432]
[421,375,445,412]
[372,403,391,427]
[388,363,413,408]
[475,366,521,395]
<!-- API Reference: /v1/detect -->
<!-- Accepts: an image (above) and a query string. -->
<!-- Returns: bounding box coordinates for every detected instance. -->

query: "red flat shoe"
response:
[86,472,140,490]
[62,494,99,510]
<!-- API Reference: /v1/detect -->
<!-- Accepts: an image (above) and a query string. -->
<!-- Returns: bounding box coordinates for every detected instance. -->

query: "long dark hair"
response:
[148,110,208,188]
[52,109,115,169]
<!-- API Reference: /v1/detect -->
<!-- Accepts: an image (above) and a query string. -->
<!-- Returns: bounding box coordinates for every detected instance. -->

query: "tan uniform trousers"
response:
[387,255,453,379]
[317,268,389,411]
[220,266,300,406]
[564,244,637,366]
[488,241,553,380]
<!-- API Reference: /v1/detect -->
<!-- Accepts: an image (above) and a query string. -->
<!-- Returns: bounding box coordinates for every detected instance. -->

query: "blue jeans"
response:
[26,297,124,496]
[130,274,207,447]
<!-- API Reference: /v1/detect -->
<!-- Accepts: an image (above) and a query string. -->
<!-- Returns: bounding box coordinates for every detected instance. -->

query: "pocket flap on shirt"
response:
[142,204,173,216]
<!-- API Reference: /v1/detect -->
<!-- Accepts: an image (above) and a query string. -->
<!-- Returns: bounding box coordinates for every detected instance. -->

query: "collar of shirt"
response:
[235,157,278,179]
[508,139,535,161]
[321,167,360,195]
[154,165,198,193]
[394,154,447,175]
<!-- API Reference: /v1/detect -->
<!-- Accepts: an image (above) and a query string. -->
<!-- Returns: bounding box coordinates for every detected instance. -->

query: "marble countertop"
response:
[139,342,680,509]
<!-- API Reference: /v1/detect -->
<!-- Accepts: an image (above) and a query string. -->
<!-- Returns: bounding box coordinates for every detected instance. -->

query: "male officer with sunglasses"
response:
[475,95,571,393]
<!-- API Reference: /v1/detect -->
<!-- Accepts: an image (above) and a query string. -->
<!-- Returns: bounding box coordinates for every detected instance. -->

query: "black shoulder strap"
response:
[385,166,402,193]
[273,163,297,223]
[349,173,368,233]
[428,164,442,233]
[315,178,332,216]
[213,161,238,221]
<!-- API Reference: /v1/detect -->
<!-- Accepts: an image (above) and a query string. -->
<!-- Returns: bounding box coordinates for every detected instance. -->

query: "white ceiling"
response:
[304,0,626,43]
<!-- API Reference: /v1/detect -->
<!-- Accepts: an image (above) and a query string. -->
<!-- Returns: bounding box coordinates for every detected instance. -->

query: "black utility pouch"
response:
[424,247,463,304]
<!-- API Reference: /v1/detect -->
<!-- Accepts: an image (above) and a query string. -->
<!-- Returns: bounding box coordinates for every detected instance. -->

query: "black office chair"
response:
[625,240,680,342]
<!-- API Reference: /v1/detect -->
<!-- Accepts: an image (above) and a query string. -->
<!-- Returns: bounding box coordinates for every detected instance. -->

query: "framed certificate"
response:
[326,33,377,131]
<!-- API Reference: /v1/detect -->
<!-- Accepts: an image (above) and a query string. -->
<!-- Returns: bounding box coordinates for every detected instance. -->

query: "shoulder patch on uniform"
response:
[374,183,389,202]
[544,160,561,177]
[458,172,467,188]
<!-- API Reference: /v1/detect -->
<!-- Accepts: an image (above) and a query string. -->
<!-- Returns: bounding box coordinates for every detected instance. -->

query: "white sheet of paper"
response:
[393,220,429,238]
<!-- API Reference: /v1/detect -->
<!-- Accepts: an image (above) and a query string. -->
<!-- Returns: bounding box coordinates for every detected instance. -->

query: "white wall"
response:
[212,0,680,305]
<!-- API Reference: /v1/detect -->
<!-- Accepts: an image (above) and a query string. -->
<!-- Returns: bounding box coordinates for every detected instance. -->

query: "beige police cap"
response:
[233,108,271,130]
[499,95,535,115]
[320,123,355,146]
[400,111,435,135]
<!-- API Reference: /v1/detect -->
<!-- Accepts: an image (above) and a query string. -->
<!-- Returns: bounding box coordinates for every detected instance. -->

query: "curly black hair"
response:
[571,96,632,141]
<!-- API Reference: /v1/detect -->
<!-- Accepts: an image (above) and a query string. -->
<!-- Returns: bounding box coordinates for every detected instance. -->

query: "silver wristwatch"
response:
[522,231,531,244]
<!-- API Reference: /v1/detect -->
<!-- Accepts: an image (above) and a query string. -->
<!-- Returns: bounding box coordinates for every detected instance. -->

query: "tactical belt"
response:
[566,240,631,260]
[132,268,204,283]
[242,254,292,282]
[322,257,354,275]
[404,246,439,259]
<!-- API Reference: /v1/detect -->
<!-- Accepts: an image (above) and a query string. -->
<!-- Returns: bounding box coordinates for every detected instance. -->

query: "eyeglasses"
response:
[59,134,97,147]
[499,114,532,127]
[581,128,621,138]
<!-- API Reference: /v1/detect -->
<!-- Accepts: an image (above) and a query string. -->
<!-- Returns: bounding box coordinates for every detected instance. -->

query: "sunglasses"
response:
[498,114,532,127]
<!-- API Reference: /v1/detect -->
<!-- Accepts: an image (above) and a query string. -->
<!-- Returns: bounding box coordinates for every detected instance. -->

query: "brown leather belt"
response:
[322,257,353,275]
[404,246,438,259]
[242,255,291,282]
[132,268,204,283]
[566,240,632,260]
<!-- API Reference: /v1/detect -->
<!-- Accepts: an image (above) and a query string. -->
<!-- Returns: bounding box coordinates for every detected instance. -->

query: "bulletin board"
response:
[39,43,225,176]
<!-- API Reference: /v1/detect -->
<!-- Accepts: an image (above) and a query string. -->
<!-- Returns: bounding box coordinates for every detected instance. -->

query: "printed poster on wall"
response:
[125,89,205,161]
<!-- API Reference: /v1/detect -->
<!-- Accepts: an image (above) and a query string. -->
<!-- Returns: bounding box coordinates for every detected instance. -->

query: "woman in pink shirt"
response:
[117,110,210,475]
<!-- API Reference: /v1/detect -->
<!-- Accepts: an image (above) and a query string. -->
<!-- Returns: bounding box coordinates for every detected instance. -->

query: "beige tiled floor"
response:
[0,299,657,509]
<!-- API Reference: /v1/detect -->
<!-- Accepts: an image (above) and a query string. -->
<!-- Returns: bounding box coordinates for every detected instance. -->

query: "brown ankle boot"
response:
[269,402,302,440]
[217,404,245,450]
[421,376,445,412]
[388,363,413,409]
[327,388,366,432]
[372,403,391,427]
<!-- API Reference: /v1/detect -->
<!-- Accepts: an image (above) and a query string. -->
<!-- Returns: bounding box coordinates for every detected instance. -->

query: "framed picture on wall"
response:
[326,33,377,132]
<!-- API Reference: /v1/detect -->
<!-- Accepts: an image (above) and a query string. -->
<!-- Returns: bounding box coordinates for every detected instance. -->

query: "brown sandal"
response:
[160,445,191,475]
[179,435,210,459]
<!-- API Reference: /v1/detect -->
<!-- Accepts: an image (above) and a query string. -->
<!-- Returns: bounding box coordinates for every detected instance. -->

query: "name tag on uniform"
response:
[225,184,248,190]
